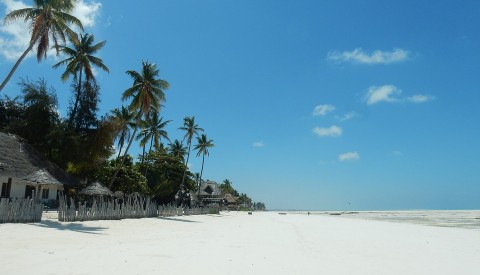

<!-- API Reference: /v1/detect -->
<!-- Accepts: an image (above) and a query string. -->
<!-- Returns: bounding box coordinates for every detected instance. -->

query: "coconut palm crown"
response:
[111,105,136,158]
[168,140,187,161]
[122,61,169,117]
[53,33,109,127]
[0,0,83,92]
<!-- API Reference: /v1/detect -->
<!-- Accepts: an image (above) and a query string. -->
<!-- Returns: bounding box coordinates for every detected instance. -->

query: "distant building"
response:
[0,132,76,203]
[223,193,239,210]
[197,180,223,206]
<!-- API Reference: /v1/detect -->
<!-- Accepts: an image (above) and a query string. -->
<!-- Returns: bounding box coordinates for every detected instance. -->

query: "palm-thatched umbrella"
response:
[22,169,63,200]
[79,182,114,196]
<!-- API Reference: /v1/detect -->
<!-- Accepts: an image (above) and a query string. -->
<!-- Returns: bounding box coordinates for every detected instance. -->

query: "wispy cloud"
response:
[338,152,360,161]
[252,141,264,148]
[313,125,342,137]
[364,85,435,105]
[392,150,404,157]
[365,85,402,105]
[312,104,335,116]
[335,112,359,122]
[327,48,410,64]
[407,94,435,103]
[0,0,102,61]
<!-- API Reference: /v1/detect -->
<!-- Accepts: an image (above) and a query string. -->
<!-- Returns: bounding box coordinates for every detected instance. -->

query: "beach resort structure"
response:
[223,193,239,210]
[0,132,75,204]
[197,180,223,205]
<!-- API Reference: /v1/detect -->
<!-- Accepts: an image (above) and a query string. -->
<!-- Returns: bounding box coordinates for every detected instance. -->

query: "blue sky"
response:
[1,0,479,210]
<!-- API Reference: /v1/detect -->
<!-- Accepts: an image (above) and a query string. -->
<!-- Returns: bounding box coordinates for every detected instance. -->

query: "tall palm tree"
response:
[168,140,187,161]
[0,0,83,92]
[194,134,214,197]
[111,105,135,158]
[53,33,109,128]
[179,116,203,191]
[136,111,171,164]
[109,61,169,188]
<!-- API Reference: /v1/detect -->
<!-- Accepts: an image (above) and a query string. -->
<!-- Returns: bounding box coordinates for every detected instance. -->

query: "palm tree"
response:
[194,134,214,197]
[136,111,171,164]
[168,140,187,161]
[178,116,203,191]
[109,61,169,188]
[0,0,83,92]
[111,106,135,158]
[53,33,109,128]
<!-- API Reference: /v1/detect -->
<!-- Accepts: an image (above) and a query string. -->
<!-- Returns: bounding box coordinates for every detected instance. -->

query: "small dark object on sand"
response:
[248,212,252,215]
[278,212,287,215]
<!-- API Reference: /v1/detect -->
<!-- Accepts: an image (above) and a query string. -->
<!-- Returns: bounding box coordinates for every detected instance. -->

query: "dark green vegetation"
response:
[0,0,265,209]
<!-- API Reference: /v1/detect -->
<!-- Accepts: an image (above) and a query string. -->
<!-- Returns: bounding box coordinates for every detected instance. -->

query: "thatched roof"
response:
[79,182,114,196]
[224,193,238,203]
[0,132,76,185]
[199,181,222,196]
[22,169,63,186]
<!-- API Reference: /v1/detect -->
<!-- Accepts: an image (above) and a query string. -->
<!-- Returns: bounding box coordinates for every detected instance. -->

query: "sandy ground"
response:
[1,211,479,275]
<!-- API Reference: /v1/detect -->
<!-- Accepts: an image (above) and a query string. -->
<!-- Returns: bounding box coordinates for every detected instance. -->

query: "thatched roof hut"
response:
[79,182,114,196]
[197,181,223,205]
[0,132,76,185]
[224,193,238,204]
[199,181,222,197]
[22,169,63,186]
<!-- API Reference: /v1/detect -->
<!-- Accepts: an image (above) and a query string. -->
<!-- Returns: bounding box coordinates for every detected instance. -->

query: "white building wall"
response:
[1,177,26,198]
[10,180,26,198]
[1,176,63,200]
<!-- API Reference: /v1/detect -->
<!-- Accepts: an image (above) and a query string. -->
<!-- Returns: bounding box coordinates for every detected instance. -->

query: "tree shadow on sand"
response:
[156,217,200,223]
[31,220,108,234]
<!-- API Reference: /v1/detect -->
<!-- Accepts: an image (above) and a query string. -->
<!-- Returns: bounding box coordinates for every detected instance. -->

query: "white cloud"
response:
[407,94,435,103]
[365,85,402,105]
[0,0,30,61]
[327,48,410,64]
[0,0,101,61]
[364,85,435,105]
[71,0,102,29]
[338,152,360,161]
[312,104,335,116]
[335,112,359,122]
[252,141,264,148]
[313,125,342,137]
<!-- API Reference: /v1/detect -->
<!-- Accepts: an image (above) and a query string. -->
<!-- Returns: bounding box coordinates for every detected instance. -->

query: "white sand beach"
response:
[1,211,479,275]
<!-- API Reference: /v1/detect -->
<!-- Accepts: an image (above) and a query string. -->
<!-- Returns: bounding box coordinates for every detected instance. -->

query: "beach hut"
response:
[223,193,239,210]
[79,182,114,196]
[197,181,223,206]
[0,132,76,203]
[22,169,63,200]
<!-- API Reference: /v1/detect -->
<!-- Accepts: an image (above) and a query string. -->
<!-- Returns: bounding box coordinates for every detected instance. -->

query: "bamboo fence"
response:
[0,198,43,223]
[58,194,158,222]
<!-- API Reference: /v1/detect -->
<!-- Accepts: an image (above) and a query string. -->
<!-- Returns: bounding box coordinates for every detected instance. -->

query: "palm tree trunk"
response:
[117,139,123,159]
[180,139,192,191]
[197,153,205,203]
[0,42,35,92]
[144,135,154,177]
[109,111,142,189]
[68,69,83,129]
[141,143,146,164]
